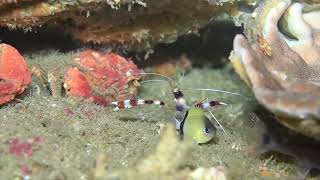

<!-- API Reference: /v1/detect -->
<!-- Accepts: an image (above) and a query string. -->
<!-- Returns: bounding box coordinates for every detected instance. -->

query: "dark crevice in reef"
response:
[0,26,80,53]
[133,21,243,68]
[0,20,242,68]
[252,107,320,174]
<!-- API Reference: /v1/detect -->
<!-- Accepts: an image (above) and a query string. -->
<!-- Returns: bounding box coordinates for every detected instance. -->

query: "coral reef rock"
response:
[0,0,251,50]
[0,43,31,105]
[64,49,143,106]
[229,0,320,140]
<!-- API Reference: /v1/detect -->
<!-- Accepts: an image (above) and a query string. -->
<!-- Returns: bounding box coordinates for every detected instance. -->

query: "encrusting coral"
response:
[64,49,143,106]
[229,0,320,139]
[0,43,31,105]
[91,125,227,180]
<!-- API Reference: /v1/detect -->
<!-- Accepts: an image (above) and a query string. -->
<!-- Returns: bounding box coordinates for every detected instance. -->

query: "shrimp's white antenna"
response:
[208,110,230,139]
[178,72,185,85]
[138,107,162,120]
[186,88,244,97]
[140,79,169,84]
[134,72,176,89]
[134,72,174,83]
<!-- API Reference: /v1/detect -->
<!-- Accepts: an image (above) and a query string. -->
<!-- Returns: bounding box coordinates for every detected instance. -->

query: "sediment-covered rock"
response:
[0,0,249,50]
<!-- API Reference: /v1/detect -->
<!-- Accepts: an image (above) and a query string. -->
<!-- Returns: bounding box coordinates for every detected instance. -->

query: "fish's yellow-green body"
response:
[183,108,216,144]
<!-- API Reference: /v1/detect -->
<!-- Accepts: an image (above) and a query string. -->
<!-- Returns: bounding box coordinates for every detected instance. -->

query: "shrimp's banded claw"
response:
[110,99,165,111]
[194,101,227,110]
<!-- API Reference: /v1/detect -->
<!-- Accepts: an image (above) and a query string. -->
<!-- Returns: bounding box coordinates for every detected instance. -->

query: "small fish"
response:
[178,107,217,144]
[172,86,228,144]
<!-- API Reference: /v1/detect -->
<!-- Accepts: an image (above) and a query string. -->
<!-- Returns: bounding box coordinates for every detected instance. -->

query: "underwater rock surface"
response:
[0,0,254,51]
[230,0,320,140]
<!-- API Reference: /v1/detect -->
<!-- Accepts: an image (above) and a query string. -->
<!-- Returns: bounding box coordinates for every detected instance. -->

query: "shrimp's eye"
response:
[173,89,184,99]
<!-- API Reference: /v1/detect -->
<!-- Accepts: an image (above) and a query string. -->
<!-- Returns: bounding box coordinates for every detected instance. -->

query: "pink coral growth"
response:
[30,137,44,145]
[64,107,75,116]
[20,164,31,176]
[8,137,44,159]
[9,138,33,158]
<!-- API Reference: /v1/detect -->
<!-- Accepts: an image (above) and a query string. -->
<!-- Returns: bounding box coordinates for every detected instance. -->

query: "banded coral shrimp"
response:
[109,70,246,144]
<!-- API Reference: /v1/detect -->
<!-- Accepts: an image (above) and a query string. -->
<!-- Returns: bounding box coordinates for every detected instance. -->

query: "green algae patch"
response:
[0,50,301,179]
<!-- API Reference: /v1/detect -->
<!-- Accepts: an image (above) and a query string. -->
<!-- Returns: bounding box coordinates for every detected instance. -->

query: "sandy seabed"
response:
[0,50,305,179]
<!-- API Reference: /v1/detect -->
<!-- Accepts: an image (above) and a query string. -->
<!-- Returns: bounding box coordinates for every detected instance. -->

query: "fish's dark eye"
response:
[203,117,216,135]
[204,127,213,134]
